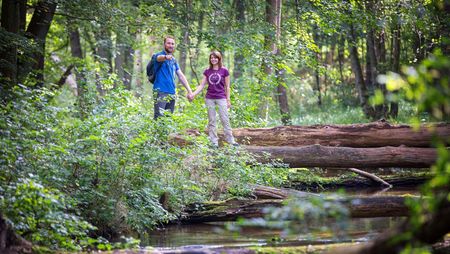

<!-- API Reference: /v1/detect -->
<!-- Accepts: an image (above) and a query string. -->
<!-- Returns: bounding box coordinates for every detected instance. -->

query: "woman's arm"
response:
[192,76,207,98]
[225,75,231,108]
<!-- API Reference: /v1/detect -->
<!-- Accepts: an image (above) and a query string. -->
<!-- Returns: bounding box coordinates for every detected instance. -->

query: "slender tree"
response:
[233,0,246,81]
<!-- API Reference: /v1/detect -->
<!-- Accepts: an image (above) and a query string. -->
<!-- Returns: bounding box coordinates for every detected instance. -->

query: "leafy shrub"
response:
[0,177,95,251]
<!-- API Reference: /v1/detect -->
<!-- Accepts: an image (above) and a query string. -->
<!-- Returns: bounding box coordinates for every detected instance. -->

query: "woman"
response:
[189,51,238,147]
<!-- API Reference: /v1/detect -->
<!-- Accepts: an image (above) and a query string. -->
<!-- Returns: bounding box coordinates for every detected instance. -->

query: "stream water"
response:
[143,187,419,250]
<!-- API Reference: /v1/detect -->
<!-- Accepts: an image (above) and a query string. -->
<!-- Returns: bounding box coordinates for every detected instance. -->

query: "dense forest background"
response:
[1,0,449,252]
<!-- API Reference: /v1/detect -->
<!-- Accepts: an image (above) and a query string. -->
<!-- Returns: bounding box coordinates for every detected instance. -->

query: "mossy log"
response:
[246,145,438,168]
[180,196,410,223]
[169,122,450,147]
[288,175,430,191]
[250,184,319,199]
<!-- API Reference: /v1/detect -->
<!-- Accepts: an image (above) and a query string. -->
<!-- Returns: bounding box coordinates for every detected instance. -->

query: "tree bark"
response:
[180,196,411,223]
[233,0,245,82]
[0,0,20,89]
[114,37,125,87]
[134,48,143,97]
[313,28,322,107]
[250,184,319,199]
[389,10,401,118]
[349,23,372,117]
[275,0,291,124]
[18,0,57,85]
[95,28,112,95]
[337,35,345,88]
[57,64,74,87]
[246,145,438,168]
[18,0,26,31]
[347,168,392,187]
[289,175,429,191]
[170,122,450,148]
[68,25,88,119]
[179,30,189,75]
[277,72,291,125]
[123,43,133,90]
[0,213,32,254]
[365,16,383,120]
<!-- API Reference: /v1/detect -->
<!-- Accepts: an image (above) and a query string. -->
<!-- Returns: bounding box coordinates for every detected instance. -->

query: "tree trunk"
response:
[338,35,345,87]
[18,0,26,31]
[349,24,372,116]
[277,21,292,125]
[314,69,322,106]
[114,37,125,88]
[114,31,133,90]
[123,43,133,90]
[413,29,424,63]
[18,0,57,85]
[170,122,450,148]
[269,0,291,124]
[277,71,291,125]
[180,196,411,224]
[233,0,245,82]
[0,213,32,254]
[365,28,381,119]
[57,64,74,87]
[179,31,189,75]
[69,25,88,119]
[0,0,20,93]
[95,29,112,95]
[246,145,438,168]
[389,12,401,118]
[134,48,143,97]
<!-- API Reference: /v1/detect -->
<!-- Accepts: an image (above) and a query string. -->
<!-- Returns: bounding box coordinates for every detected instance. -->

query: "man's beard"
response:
[165,47,174,53]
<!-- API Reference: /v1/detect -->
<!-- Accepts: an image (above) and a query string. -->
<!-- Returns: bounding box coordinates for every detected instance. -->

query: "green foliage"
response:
[1,84,287,250]
[388,50,449,121]
[0,177,95,251]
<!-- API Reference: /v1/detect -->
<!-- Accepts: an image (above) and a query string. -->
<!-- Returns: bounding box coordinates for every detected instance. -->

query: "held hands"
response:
[187,92,195,102]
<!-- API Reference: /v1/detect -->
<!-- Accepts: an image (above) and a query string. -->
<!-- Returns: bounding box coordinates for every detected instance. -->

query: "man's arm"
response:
[176,69,192,94]
[157,54,173,62]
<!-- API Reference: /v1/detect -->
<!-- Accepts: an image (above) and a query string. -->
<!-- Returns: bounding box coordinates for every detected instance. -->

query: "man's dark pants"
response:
[154,91,175,119]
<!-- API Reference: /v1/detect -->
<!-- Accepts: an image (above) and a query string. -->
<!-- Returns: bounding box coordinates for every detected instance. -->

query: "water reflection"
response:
[143,217,404,248]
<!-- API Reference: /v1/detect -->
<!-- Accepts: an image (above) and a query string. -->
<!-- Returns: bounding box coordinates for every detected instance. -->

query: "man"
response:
[152,36,192,119]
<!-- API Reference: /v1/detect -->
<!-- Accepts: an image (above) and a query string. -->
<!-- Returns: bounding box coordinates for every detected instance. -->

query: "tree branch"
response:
[348,168,392,187]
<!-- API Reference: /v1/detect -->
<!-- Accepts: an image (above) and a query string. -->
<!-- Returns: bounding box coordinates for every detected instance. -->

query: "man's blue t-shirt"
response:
[153,50,180,94]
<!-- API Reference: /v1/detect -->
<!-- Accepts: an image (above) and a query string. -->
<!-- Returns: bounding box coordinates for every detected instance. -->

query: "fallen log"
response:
[245,145,438,168]
[170,122,450,147]
[250,184,319,199]
[180,196,411,223]
[288,175,430,191]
